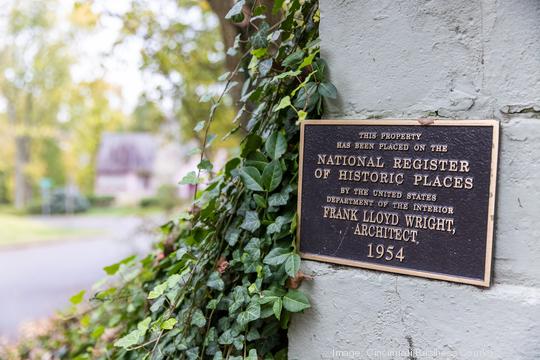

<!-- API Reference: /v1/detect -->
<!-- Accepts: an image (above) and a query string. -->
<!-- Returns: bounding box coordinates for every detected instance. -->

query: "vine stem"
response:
[199,306,216,357]
[150,329,164,356]
[191,48,251,205]
[126,335,160,351]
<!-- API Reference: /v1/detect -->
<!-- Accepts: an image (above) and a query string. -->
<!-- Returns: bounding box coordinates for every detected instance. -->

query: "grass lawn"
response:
[0,214,103,247]
[0,205,165,247]
[86,205,164,217]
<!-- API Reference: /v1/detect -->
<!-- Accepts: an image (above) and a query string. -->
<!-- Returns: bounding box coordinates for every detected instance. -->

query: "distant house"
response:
[95,132,228,205]
[95,133,159,204]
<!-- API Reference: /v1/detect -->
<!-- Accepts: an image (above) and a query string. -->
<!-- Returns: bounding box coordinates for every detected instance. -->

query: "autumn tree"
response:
[0,0,129,204]
[0,0,72,208]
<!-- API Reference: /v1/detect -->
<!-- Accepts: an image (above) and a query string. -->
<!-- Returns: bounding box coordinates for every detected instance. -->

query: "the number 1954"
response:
[367,243,405,262]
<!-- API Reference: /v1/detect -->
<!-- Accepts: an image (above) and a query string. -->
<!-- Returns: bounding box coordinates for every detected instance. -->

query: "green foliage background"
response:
[0,1,128,201]
[7,0,338,359]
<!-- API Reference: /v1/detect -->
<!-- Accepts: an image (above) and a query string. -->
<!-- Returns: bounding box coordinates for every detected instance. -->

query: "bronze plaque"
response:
[297,119,499,286]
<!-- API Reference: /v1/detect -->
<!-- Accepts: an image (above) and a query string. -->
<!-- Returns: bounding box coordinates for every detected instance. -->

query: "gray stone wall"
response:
[289,1,540,359]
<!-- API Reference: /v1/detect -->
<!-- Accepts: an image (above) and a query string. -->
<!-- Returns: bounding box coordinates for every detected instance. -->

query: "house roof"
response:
[96,132,158,175]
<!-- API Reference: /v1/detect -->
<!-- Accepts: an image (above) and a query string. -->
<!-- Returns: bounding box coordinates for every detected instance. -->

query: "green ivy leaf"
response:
[259,288,286,304]
[246,327,260,341]
[282,50,304,68]
[263,247,290,265]
[161,318,177,330]
[167,274,182,287]
[251,22,269,49]
[298,50,318,70]
[246,349,258,360]
[137,317,152,332]
[274,69,301,80]
[113,329,141,349]
[253,194,266,208]
[294,82,318,109]
[148,281,167,300]
[177,211,191,221]
[91,325,105,340]
[94,287,116,300]
[268,190,289,207]
[265,132,287,160]
[225,157,241,177]
[69,290,85,305]
[225,227,241,246]
[267,215,289,234]
[194,120,205,132]
[225,0,245,21]
[248,55,259,70]
[251,48,267,58]
[229,299,244,315]
[241,211,260,232]
[238,300,261,326]
[114,317,151,348]
[103,263,121,276]
[218,71,230,81]
[207,272,225,291]
[150,296,165,313]
[207,299,219,310]
[240,134,262,157]
[103,255,136,276]
[260,305,275,319]
[298,110,307,122]
[238,167,264,192]
[273,298,283,319]
[283,290,310,312]
[197,159,213,171]
[248,282,258,294]
[318,82,338,99]
[244,237,261,259]
[186,347,199,359]
[179,171,199,185]
[273,96,291,112]
[245,151,268,172]
[284,253,301,277]
[218,329,235,345]
[262,160,283,192]
[259,58,273,76]
[191,309,206,328]
[313,58,328,81]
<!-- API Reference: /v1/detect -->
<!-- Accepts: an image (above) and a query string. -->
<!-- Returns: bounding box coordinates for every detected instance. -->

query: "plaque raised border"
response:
[297,119,499,287]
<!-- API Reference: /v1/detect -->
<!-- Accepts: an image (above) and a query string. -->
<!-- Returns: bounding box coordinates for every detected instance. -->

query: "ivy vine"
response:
[12,0,338,359]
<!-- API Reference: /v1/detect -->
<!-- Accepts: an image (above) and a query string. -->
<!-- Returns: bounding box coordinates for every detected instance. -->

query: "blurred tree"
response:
[0,0,284,207]
[0,1,72,209]
[70,1,99,28]
[116,0,243,148]
[66,80,127,194]
[130,95,166,132]
[0,0,130,205]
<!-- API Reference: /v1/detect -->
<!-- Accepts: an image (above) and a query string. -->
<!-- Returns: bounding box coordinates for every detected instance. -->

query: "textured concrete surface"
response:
[289,1,540,359]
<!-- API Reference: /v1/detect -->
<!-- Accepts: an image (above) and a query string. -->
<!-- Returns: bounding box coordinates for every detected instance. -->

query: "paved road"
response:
[0,215,161,340]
